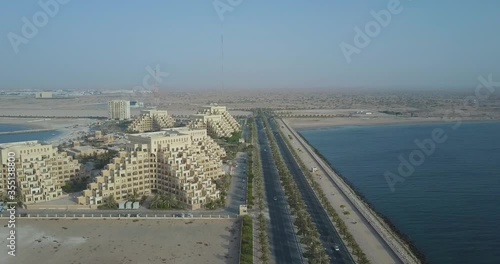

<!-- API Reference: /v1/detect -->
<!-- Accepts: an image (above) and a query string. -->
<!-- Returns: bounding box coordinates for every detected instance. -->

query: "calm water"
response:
[0,124,60,143]
[300,122,500,264]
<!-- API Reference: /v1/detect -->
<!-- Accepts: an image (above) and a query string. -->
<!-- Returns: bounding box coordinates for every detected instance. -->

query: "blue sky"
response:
[1,0,499,90]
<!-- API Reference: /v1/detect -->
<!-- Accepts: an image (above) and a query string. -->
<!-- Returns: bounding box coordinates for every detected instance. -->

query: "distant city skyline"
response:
[1,0,499,90]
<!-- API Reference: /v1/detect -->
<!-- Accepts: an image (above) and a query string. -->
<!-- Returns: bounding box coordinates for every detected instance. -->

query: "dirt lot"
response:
[0,219,240,264]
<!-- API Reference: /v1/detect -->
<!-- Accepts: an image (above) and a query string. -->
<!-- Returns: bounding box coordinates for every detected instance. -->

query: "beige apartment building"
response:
[189,105,241,138]
[0,141,81,204]
[108,100,131,120]
[77,127,226,210]
[128,109,175,133]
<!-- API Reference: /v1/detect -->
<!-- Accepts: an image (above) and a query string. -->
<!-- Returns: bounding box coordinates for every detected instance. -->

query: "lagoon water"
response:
[0,124,60,144]
[300,122,500,264]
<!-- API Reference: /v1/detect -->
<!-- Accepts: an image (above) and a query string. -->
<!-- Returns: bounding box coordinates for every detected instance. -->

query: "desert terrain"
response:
[0,219,240,264]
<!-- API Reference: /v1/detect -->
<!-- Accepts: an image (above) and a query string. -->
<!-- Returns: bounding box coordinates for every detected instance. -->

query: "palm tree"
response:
[101,194,118,209]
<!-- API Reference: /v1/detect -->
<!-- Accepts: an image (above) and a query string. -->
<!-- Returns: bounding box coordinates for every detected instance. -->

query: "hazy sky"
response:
[1,0,499,90]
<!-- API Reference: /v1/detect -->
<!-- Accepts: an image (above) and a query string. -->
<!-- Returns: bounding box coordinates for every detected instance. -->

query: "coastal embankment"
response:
[278,118,422,264]
[287,116,499,130]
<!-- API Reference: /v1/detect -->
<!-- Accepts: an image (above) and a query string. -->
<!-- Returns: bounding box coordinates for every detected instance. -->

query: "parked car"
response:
[186,213,193,218]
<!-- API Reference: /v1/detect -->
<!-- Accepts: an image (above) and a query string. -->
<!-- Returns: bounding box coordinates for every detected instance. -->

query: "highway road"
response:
[226,152,249,215]
[268,117,355,264]
[257,117,304,264]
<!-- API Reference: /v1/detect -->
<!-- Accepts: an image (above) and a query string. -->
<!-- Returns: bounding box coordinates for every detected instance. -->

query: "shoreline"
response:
[0,117,95,146]
[286,117,500,130]
[278,118,423,264]
[0,117,49,130]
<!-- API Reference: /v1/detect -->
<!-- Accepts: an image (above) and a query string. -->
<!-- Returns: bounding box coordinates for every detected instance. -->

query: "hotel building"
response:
[128,109,175,133]
[189,105,241,138]
[108,100,131,120]
[0,141,81,204]
[77,127,226,210]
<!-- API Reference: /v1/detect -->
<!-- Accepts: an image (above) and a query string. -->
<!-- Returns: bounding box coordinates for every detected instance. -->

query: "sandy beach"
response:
[0,117,95,146]
[0,219,240,264]
[286,117,500,130]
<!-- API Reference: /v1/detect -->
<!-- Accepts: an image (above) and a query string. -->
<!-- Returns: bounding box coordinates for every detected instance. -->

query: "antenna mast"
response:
[153,67,160,107]
[220,21,224,90]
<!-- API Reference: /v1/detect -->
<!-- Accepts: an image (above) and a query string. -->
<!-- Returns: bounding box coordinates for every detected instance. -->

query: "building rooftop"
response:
[69,145,97,152]
[129,127,205,139]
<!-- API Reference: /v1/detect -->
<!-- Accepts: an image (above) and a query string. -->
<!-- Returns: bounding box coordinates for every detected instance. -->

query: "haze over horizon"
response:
[1,0,499,91]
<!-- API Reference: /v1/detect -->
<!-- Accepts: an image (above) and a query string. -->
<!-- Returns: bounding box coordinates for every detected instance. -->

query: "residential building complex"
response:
[0,141,81,204]
[108,100,131,120]
[77,127,226,210]
[189,105,241,138]
[128,109,175,133]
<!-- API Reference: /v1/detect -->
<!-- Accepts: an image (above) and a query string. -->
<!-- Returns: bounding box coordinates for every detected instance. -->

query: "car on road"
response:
[273,196,277,201]
[334,245,340,251]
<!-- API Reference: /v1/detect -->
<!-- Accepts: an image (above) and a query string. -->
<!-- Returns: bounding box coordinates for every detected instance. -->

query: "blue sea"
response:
[0,124,61,144]
[300,121,500,264]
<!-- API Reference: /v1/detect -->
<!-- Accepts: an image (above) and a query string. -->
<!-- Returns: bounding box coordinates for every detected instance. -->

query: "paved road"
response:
[268,117,355,264]
[257,117,304,264]
[226,152,249,215]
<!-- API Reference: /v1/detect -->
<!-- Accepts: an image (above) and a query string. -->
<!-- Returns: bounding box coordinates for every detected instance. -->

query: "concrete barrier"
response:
[0,214,237,220]
[26,204,98,210]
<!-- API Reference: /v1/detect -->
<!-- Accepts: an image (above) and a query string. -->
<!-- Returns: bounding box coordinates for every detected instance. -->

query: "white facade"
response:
[128,109,175,133]
[108,100,131,120]
[189,105,241,138]
[78,128,226,210]
[0,141,81,204]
